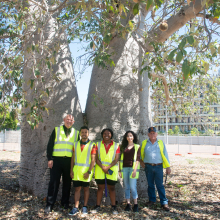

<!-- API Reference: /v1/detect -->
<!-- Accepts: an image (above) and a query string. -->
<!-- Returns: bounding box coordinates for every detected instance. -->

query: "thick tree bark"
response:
[85,0,207,203]
[19,7,83,197]
[86,8,150,203]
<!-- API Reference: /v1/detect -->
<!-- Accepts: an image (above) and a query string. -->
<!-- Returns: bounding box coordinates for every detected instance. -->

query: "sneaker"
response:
[91,205,101,214]
[44,205,53,214]
[61,204,70,210]
[161,204,170,211]
[68,207,79,216]
[111,206,118,215]
[82,206,88,215]
[124,203,131,211]
[133,204,138,212]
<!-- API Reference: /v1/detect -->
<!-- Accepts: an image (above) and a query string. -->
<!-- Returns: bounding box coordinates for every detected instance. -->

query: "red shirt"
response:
[73,141,96,155]
[95,140,120,154]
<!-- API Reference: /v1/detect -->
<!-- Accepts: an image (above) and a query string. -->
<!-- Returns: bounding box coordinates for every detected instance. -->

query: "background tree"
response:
[0,104,18,131]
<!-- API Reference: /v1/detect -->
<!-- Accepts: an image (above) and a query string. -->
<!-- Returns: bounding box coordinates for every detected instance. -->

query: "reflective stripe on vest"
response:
[54,126,78,145]
[141,139,170,168]
[74,141,93,167]
[52,126,78,157]
[72,141,94,182]
[120,144,140,179]
[98,142,118,167]
[95,141,119,181]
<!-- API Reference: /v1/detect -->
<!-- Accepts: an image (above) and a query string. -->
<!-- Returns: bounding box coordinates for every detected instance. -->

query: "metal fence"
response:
[158,134,220,155]
[0,129,21,151]
[158,134,220,146]
[0,130,219,153]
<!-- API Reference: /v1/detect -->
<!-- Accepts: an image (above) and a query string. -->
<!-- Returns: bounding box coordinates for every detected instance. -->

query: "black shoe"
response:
[125,203,131,211]
[45,205,53,214]
[133,204,138,212]
[91,205,101,214]
[62,204,70,210]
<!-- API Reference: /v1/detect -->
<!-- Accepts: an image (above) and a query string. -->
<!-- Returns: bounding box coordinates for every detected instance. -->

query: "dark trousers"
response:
[46,157,72,207]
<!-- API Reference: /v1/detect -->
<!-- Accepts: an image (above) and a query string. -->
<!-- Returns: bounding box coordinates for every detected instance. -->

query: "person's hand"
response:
[102,165,109,174]
[48,160,53,169]
[132,171,136,178]
[70,170,74,179]
[83,172,90,180]
[119,171,122,178]
[140,160,145,168]
[166,167,171,175]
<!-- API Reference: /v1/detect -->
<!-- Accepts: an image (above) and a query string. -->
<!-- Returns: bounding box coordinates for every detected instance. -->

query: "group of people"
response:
[45,114,171,215]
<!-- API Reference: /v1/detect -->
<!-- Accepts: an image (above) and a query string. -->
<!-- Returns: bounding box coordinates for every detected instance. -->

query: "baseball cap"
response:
[148,127,157,133]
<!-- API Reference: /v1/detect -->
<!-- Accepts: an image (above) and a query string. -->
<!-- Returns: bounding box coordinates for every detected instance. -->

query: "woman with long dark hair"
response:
[119,131,140,212]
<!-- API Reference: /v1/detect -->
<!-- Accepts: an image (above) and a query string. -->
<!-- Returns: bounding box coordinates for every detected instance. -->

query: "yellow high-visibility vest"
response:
[73,141,94,182]
[120,144,140,179]
[95,141,119,181]
[141,139,170,168]
[52,126,79,157]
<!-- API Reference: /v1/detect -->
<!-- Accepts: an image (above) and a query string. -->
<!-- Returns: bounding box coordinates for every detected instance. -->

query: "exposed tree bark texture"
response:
[19,6,83,197]
[86,1,208,203]
[86,8,150,203]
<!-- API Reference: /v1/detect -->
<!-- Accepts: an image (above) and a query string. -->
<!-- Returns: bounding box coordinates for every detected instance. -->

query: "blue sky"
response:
[69,42,92,112]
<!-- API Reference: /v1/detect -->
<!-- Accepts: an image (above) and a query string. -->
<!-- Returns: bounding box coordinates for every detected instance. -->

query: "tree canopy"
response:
[0,0,220,128]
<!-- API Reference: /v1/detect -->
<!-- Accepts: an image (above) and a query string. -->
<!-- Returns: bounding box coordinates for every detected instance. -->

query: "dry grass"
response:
[0,151,220,219]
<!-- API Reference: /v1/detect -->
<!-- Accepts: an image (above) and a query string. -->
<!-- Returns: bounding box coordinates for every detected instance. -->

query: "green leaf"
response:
[146,0,153,10]
[90,41,93,49]
[133,3,139,15]
[35,69,40,76]
[179,38,186,49]
[203,61,209,72]
[129,20,134,29]
[187,35,194,45]
[176,51,183,63]
[47,61,51,69]
[0,64,3,72]
[32,45,35,51]
[168,50,176,61]
[182,59,190,81]
[190,62,197,75]
[30,79,35,89]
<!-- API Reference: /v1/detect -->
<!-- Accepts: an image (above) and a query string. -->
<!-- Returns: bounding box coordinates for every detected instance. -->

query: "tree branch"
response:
[150,72,170,104]
[196,13,220,25]
[145,0,210,51]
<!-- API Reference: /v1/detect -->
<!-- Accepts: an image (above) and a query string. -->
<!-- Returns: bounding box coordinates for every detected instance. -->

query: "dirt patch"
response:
[0,151,220,219]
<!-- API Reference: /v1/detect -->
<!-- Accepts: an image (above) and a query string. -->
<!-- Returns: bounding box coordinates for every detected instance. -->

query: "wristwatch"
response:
[87,170,91,174]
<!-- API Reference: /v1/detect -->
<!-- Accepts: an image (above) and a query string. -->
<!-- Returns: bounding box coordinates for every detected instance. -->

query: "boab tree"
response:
[0,1,83,195]
[1,0,220,198]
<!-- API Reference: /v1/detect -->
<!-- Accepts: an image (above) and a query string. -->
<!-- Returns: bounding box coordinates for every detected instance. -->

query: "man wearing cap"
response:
[45,114,79,213]
[140,127,171,211]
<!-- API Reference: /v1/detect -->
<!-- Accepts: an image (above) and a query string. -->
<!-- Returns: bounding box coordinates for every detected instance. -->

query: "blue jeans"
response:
[144,164,168,205]
[123,167,138,199]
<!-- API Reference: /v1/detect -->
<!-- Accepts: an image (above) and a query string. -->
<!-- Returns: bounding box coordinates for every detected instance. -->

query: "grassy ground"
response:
[0,151,220,219]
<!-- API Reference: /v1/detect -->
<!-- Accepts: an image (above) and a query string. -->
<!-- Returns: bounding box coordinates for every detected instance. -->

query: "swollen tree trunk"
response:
[86,0,205,203]
[86,8,150,203]
[86,10,151,144]
[19,8,83,196]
